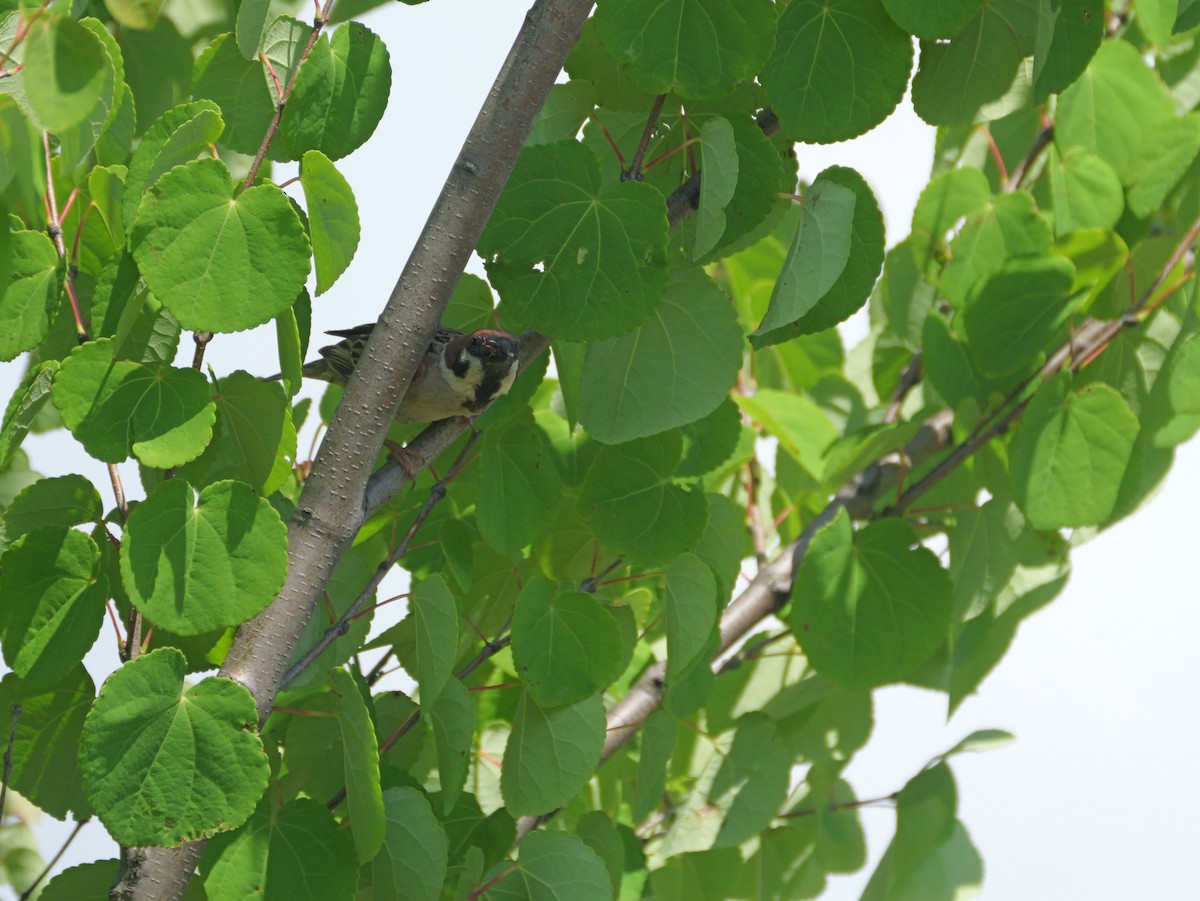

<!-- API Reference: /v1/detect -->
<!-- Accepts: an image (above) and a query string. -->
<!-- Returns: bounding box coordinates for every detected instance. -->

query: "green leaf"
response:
[711,713,792,847]
[501,692,604,817]
[1126,113,1200,218]
[40,860,119,901]
[442,273,497,333]
[754,180,856,335]
[0,228,60,362]
[105,0,167,30]
[2,473,102,548]
[0,528,107,688]
[0,362,58,470]
[573,811,625,898]
[57,18,123,170]
[373,786,450,901]
[763,0,912,143]
[910,166,992,280]
[52,338,216,467]
[664,551,718,700]
[1011,372,1139,529]
[788,509,954,689]
[281,21,392,160]
[579,268,743,444]
[235,0,271,59]
[690,114,792,264]
[330,667,385,862]
[735,388,839,479]
[751,166,885,344]
[1056,40,1174,182]
[122,100,225,230]
[481,830,612,901]
[960,255,1077,378]
[90,252,183,365]
[0,666,93,819]
[695,492,747,603]
[528,81,596,146]
[880,238,937,348]
[948,498,1021,622]
[429,679,473,815]
[1033,0,1103,101]
[880,0,979,39]
[131,157,311,332]
[481,140,669,341]
[176,370,297,494]
[1049,146,1124,235]
[633,709,677,820]
[911,0,1036,125]
[861,764,983,901]
[693,117,739,260]
[578,432,708,565]
[120,479,288,635]
[80,647,269,846]
[1153,331,1200,446]
[24,15,114,134]
[191,32,276,156]
[939,191,1053,308]
[511,577,623,709]
[677,399,742,478]
[261,16,310,107]
[202,798,357,901]
[88,165,128,245]
[300,149,360,295]
[477,421,562,553]
[595,0,777,100]
[411,574,459,704]
[122,18,195,138]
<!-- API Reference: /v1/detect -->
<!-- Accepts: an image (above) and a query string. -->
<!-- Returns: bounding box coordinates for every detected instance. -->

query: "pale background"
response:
[3,2,1198,898]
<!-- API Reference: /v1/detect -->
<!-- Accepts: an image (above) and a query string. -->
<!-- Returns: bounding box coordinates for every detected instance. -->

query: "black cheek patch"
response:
[450,351,471,379]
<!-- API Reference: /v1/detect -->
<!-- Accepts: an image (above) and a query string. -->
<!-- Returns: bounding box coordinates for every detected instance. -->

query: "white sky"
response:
[3,3,1198,898]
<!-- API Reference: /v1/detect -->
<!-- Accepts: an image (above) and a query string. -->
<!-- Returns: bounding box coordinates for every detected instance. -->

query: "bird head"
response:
[466,329,519,365]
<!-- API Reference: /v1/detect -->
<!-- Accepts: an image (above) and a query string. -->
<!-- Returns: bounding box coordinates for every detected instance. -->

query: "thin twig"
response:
[745,460,768,564]
[191,331,213,369]
[18,818,87,901]
[241,0,336,191]
[0,0,51,74]
[716,630,791,674]
[1004,124,1054,192]
[777,791,899,819]
[0,704,21,824]
[884,352,923,424]
[280,430,482,689]
[106,464,141,662]
[579,556,625,593]
[623,94,667,181]
[42,133,87,340]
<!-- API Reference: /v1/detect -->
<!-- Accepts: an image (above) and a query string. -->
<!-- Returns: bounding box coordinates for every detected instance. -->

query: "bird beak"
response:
[484,336,518,360]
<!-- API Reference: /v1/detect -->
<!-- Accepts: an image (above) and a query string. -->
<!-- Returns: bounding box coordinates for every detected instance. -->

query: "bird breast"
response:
[395,349,517,423]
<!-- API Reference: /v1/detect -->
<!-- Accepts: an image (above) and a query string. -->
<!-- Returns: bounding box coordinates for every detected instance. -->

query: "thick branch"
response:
[116,3,593,898]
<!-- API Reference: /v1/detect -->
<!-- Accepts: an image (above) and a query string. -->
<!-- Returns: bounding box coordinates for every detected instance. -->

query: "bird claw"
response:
[384,439,426,482]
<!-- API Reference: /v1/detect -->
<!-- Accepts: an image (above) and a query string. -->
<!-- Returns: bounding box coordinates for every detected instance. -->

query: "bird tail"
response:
[262,359,337,383]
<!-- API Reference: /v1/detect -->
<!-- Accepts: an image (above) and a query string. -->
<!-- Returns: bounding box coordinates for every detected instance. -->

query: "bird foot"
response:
[384,439,426,482]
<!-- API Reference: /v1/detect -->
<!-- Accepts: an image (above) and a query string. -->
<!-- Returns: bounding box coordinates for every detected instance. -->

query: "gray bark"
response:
[112,2,593,898]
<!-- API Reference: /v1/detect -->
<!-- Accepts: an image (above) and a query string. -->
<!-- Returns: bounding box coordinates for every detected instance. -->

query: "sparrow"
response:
[295,324,521,421]
[274,323,520,472]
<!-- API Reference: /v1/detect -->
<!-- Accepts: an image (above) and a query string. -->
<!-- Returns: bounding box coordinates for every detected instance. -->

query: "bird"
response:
[273,323,521,472]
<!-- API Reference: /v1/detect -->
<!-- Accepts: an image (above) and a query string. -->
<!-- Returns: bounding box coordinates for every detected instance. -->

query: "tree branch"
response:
[116,2,593,898]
